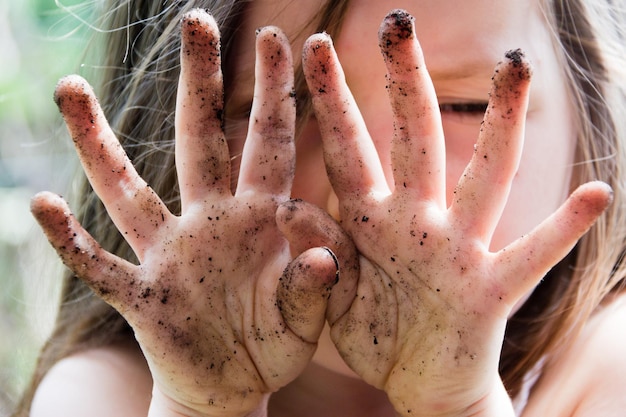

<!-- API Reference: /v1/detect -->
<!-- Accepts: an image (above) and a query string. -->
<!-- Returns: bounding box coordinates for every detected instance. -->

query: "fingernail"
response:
[322,246,340,284]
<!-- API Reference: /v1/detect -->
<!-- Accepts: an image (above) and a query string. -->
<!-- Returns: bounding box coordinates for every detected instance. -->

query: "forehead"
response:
[229,0,555,103]
[226,1,322,106]
[237,0,546,56]
[338,0,541,76]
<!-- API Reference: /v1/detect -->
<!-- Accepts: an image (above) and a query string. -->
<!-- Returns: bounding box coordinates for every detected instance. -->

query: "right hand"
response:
[31,9,355,417]
[302,10,612,416]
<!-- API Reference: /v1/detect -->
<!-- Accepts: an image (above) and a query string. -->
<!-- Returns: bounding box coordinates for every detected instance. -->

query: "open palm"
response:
[31,10,348,417]
[303,10,612,416]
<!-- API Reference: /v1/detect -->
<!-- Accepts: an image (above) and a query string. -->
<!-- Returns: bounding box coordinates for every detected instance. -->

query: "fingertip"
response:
[30,190,51,213]
[277,246,340,343]
[383,8,415,25]
[281,247,340,298]
[53,76,107,148]
[302,32,334,67]
[572,180,614,213]
[181,7,218,35]
[255,25,287,43]
[255,25,293,72]
[482,49,532,131]
[275,199,344,258]
[181,7,218,29]
[54,74,91,96]
[581,180,613,196]
[275,198,302,225]
[54,75,96,115]
[379,9,415,51]
[504,49,533,79]
[600,181,614,206]
[180,8,220,68]
[304,32,333,48]
[29,193,80,264]
[30,191,69,221]
[275,201,359,326]
[293,246,340,290]
[322,246,340,277]
[492,49,533,89]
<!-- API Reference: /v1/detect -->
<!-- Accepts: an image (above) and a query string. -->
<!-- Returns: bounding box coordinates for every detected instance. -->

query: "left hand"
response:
[302,9,612,416]
[31,11,356,417]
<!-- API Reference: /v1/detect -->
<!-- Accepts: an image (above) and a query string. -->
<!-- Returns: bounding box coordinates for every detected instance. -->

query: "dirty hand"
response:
[303,9,612,417]
[31,10,347,417]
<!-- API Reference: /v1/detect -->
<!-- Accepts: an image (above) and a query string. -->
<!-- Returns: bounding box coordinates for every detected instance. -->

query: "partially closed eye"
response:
[439,101,488,121]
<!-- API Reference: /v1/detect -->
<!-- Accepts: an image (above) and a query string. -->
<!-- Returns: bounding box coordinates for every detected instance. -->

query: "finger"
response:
[277,247,340,344]
[449,50,532,241]
[302,33,389,200]
[236,26,296,198]
[31,191,140,314]
[276,199,358,324]
[495,181,612,306]
[380,10,446,205]
[176,9,231,209]
[54,75,171,259]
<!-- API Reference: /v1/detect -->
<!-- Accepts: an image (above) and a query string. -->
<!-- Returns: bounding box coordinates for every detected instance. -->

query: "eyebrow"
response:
[426,59,498,82]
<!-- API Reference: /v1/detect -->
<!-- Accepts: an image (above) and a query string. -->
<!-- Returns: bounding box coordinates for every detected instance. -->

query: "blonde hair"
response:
[13,0,626,414]
[500,0,626,397]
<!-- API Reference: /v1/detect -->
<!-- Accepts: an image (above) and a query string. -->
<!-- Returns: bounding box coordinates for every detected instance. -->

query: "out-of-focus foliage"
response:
[0,1,93,414]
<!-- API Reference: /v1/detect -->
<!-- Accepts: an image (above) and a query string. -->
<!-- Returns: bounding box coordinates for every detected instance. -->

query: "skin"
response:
[29,2,622,417]
[230,0,588,384]
[299,10,609,416]
[33,11,357,417]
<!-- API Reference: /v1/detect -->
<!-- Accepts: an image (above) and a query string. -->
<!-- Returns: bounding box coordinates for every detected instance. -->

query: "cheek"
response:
[441,116,485,205]
[491,112,575,251]
[441,107,576,252]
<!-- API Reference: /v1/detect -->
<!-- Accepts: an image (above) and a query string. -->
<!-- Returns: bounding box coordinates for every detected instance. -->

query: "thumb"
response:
[276,199,358,324]
[277,247,339,343]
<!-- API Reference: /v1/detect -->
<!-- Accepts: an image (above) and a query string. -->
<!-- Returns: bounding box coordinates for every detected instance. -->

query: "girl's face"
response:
[228,0,575,374]
[230,0,575,253]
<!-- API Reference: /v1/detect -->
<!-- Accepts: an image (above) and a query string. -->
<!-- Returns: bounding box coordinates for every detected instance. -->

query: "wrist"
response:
[148,386,269,417]
[391,376,515,417]
[461,378,515,417]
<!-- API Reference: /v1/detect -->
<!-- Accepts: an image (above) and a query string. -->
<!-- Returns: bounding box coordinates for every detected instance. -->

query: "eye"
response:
[438,101,488,149]
[439,102,488,116]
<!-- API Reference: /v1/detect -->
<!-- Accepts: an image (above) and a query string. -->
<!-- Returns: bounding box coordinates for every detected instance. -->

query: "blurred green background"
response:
[0,1,93,414]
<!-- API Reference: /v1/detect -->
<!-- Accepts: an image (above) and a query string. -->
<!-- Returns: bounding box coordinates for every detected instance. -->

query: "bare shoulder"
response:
[523,293,626,417]
[31,341,152,417]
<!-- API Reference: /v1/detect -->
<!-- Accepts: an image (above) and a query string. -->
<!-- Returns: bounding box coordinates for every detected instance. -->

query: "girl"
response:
[15,1,626,416]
